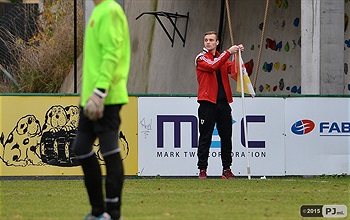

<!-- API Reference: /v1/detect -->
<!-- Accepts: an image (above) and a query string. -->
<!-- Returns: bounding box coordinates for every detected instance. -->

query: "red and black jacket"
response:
[195,48,234,104]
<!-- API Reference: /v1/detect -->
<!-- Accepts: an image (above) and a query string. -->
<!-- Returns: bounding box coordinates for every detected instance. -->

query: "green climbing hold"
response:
[284,42,290,52]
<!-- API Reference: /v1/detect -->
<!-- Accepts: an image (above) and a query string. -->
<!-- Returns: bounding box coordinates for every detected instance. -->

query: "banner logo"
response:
[157,115,198,148]
[156,115,266,149]
[320,121,350,136]
[291,119,315,135]
[241,115,266,148]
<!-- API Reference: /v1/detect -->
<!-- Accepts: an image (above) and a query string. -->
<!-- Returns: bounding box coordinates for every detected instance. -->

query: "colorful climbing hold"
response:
[259,85,264,92]
[284,41,290,52]
[274,62,280,70]
[281,20,285,28]
[297,86,301,94]
[259,22,264,31]
[263,62,273,72]
[275,0,282,8]
[292,40,296,49]
[345,39,350,48]
[279,78,285,90]
[293,18,300,27]
[345,63,348,75]
[275,41,283,51]
[281,64,287,71]
[345,13,348,32]
[263,62,267,72]
[266,38,277,50]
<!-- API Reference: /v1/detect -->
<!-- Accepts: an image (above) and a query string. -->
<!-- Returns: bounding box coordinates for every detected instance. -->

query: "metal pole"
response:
[238,50,251,180]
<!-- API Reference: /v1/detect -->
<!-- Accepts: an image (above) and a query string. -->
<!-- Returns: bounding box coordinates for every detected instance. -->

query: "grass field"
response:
[0,176,349,220]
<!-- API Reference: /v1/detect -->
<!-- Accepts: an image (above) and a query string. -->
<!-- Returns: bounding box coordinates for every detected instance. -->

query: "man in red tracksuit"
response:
[195,30,244,179]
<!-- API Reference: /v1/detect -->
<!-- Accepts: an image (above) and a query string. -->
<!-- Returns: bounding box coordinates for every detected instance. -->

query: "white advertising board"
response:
[285,98,350,175]
[138,97,285,177]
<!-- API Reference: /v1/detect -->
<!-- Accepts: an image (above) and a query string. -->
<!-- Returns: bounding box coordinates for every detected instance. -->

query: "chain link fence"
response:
[0,3,38,70]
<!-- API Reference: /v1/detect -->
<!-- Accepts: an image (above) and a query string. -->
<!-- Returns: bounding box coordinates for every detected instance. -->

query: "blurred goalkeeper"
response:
[73,0,130,220]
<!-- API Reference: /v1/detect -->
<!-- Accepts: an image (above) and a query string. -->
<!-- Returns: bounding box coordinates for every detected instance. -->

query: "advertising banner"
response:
[0,95,138,176]
[2,95,348,177]
[138,97,285,177]
[285,97,350,175]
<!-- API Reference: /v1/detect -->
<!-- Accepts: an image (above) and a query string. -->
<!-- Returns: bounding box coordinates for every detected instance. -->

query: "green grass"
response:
[1,176,349,220]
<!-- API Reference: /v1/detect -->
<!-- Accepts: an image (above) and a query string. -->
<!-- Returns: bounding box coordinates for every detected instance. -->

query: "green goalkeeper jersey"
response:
[81,0,130,106]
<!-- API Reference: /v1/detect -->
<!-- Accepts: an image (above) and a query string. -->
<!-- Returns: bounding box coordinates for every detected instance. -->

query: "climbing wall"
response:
[227,0,302,95]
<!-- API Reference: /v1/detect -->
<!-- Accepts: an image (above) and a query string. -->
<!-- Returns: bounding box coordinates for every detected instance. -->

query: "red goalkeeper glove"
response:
[83,88,107,121]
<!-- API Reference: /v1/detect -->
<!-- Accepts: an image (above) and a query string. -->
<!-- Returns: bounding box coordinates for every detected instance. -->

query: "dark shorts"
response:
[73,104,123,158]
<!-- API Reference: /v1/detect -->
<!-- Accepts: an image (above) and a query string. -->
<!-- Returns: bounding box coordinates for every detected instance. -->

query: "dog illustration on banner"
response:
[40,105,80,166]
[0,115,42,166]
[0,105,129,167]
